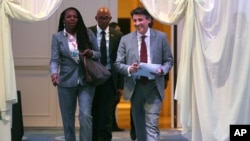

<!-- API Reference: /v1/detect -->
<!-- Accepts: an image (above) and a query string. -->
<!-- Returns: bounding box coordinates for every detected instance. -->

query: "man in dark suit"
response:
[89,7,124,141]
[115,7,174,141]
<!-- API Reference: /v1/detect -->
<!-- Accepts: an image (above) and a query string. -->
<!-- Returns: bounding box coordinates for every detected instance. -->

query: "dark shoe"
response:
[112,127,125,132]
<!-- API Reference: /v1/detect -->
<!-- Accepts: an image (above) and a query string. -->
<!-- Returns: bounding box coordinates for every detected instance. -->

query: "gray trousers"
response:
[131,80,162,141]
[58,85,95,141]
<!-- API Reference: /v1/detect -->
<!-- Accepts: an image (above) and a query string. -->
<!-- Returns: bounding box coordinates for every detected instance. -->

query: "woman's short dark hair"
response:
[58,7,90,51]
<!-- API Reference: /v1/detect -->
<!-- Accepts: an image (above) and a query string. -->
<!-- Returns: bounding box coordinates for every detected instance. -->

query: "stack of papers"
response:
[134,63,161,77]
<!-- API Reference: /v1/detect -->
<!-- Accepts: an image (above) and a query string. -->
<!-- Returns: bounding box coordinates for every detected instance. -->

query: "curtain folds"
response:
[0,0,62,122]
[1,1,62,140]
[141,0,250,141]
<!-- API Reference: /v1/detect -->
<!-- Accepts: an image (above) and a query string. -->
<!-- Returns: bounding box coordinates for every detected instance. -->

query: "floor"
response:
[22,128,188,141]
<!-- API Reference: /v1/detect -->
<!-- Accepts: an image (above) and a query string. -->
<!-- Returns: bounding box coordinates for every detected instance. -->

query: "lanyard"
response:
[66,33,77,49]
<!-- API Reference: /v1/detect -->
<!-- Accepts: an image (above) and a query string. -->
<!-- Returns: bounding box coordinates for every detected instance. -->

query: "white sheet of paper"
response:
[134,63,161,77]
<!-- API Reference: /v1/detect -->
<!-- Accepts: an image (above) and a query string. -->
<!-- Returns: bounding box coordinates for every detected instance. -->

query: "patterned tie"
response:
[140,35,148,84]
[100,31,107,65]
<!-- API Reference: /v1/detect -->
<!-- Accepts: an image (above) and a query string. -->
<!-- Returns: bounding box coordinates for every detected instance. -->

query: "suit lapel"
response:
[109,30,115,54]
[149,29,157,63]
[60,32,71,57]
[131,32,139,61]
[90,26,97,36]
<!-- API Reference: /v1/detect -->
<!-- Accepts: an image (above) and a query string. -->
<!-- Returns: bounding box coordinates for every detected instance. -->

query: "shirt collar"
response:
[137,28,150,38]
[63,28,76,37]
[97,25,109,34]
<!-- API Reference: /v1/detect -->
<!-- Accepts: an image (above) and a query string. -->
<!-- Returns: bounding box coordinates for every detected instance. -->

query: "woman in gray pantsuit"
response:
[49,7,100,141]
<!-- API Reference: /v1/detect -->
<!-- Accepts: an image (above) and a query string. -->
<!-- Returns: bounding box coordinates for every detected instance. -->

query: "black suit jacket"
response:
[89,26,124,90]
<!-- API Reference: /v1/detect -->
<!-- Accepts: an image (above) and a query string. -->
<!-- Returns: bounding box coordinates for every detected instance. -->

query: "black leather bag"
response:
[82,56,111,86]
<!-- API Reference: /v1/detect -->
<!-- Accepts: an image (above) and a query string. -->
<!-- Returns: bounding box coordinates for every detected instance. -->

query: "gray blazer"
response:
[50,29,100,87]
[114,28,174,100]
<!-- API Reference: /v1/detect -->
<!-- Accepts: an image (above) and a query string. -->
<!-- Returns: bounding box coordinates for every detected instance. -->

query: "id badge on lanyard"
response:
[71,49,79,63]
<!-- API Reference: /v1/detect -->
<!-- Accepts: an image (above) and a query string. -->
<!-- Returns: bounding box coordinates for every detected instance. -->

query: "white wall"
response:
[12,0,117,67]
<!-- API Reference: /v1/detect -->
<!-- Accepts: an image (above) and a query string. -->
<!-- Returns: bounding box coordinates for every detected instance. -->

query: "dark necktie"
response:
[140,35,148,84]
[140,35,147,63]
[100,31,107,65]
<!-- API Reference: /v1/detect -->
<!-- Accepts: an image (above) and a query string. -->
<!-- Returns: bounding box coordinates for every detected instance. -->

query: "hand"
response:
[82,49,93,58]
[51,73,59,87]
[129,62,139,73]
[150,68,163,77]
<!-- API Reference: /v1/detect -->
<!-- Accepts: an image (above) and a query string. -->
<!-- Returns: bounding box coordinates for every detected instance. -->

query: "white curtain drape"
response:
[0,0,62,140]
[141,0,250,141]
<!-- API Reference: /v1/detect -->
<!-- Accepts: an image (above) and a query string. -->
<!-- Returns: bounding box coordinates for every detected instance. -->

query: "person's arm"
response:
[115,37,131,76]
[88,29,101,60]
[161,33,174,74]
[49,34,60,86]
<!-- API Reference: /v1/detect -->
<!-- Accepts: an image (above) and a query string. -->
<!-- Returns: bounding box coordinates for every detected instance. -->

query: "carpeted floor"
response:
[22,128,188,141]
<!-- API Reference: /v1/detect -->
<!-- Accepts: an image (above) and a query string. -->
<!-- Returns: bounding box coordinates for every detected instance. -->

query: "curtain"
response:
[0,0,62,140]
[141,0,250,141]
